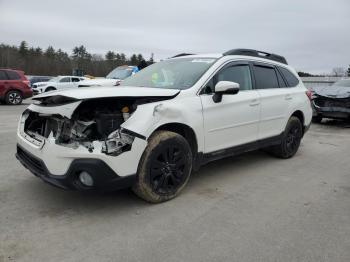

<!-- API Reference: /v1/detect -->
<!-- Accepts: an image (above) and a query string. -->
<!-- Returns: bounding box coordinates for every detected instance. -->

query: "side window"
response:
[6,71,21,80]
[278,67,299,87]
[203,64,252,94]
[60,77,70,83]
[276,69,287,88]
[72,77,80,82]
[253,65,279,89]
[0,70,8,80]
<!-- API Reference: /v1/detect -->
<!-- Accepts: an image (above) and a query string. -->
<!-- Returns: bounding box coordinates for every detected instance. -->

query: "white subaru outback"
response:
[16,49,312,203]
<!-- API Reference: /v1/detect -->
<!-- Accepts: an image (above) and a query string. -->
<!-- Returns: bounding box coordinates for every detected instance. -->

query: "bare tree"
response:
[331,67,346,77]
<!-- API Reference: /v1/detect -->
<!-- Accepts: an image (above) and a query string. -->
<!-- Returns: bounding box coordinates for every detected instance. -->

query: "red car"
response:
[0,69,32,105]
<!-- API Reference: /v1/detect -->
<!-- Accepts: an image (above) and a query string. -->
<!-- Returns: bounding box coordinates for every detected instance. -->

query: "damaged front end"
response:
[21,96,162,156]
[312,94,350,119]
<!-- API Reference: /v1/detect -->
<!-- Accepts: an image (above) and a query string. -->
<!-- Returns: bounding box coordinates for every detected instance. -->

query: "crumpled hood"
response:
[312,85,350,99]
[78,78,119,87]
[33,86,180,100]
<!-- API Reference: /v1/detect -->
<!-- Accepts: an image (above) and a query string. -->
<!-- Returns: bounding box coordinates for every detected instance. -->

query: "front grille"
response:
[314,97,350,108]
[17,146,45,175]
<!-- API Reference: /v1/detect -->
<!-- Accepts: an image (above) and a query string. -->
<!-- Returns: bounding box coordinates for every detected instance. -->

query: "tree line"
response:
[0,41,153,76]
[0,41,348,78]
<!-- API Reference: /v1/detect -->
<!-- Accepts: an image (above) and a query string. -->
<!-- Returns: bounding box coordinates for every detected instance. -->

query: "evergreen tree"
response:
[105,51,116,61]
[0,41,153,76]
[120,53,126,63]
[137,54,143,64]
[130,54,138,65]
[45,46,56,58]
[18,41,28,57]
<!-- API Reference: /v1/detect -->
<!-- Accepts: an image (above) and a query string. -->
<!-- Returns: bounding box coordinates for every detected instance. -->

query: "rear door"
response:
[252,63,292,139]
[200,61,260,153]
[0,70,8,97]
[71,77,81,88]
[58,77,72,90]
[6,70,22,89]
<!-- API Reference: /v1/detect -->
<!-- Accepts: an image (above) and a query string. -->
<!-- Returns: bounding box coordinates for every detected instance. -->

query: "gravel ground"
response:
[1,100,350,262]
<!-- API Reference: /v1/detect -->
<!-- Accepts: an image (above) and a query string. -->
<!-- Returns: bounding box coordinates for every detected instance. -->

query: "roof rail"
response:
[171,53,195,58]
[223,49,288,65]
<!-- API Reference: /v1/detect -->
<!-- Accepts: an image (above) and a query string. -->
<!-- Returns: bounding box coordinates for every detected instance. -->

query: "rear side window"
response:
[276,69,287,88]
[0,70,8,80]
[6,71,21,80]
[253,65,279,89]
[278,67,299,87]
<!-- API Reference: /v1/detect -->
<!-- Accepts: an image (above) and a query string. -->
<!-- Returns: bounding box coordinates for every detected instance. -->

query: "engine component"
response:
[122,106,130,121]
[95,113,124,138]
[102,129,135,156]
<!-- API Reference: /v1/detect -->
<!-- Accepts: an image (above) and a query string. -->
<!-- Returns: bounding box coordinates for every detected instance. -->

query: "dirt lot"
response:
[1,101,350,262]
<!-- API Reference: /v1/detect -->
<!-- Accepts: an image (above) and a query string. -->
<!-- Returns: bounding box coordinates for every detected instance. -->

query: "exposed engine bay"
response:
[23,97,161,156]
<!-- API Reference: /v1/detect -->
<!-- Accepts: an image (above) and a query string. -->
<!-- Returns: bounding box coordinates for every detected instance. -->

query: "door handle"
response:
[285,94,292,100]
[249,99,260,106]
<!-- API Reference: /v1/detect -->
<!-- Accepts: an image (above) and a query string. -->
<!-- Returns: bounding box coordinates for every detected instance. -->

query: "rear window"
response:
[6,71,21,80]
[278,67,299,87]
[0,70,8,80]
[253,65,279,89]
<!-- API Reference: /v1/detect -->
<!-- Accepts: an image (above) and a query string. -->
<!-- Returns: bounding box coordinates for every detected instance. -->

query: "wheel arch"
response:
[152,122,198,158]
[6,88,23,96]
[290,110,305,134]
[45,86,56,92]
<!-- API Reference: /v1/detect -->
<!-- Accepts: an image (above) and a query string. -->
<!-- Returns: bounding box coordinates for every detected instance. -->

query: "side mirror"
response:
[213,81,240,103]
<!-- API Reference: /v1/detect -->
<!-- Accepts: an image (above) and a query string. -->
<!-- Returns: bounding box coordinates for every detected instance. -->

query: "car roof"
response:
[169,54,290,68]
[170,49,289,66]
[171,54,223,59]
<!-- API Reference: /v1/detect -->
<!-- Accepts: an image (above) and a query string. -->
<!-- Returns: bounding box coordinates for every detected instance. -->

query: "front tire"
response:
[5,90,23,105]
[132,131,192,203]
[269,116,303,159]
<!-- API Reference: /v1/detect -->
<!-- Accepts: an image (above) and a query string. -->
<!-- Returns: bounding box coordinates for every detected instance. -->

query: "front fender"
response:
[121,96,205,152]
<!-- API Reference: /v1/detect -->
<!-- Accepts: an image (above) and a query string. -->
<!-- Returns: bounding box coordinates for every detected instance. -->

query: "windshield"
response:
[106,67,133,80]
[333,79,350,87]
[121,57,216,89]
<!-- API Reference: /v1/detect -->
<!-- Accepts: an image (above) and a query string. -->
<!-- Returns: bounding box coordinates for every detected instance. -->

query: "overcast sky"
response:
[0,0,349,74]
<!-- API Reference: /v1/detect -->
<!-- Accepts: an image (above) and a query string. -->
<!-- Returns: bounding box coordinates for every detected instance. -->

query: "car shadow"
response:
[17,149,271,216]
[319,119,350,128]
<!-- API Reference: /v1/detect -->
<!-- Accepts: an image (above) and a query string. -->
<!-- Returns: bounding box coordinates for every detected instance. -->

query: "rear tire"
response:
[5,90,23,105]
[132,131,192,203]
[269,116,303,159]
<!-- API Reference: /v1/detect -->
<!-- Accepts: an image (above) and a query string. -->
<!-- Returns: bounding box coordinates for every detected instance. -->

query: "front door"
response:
[200,62,260,153]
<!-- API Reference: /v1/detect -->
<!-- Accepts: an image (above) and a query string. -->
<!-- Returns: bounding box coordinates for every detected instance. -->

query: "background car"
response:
[26,75,52,88]
[78,65,139,87]
[0,69,32,105]
[311,79,350,123]
[31,75,87,95]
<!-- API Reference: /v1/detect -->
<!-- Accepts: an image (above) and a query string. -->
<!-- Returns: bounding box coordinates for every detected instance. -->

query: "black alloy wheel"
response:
[132,131,192,203]
[149,145,187,195]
